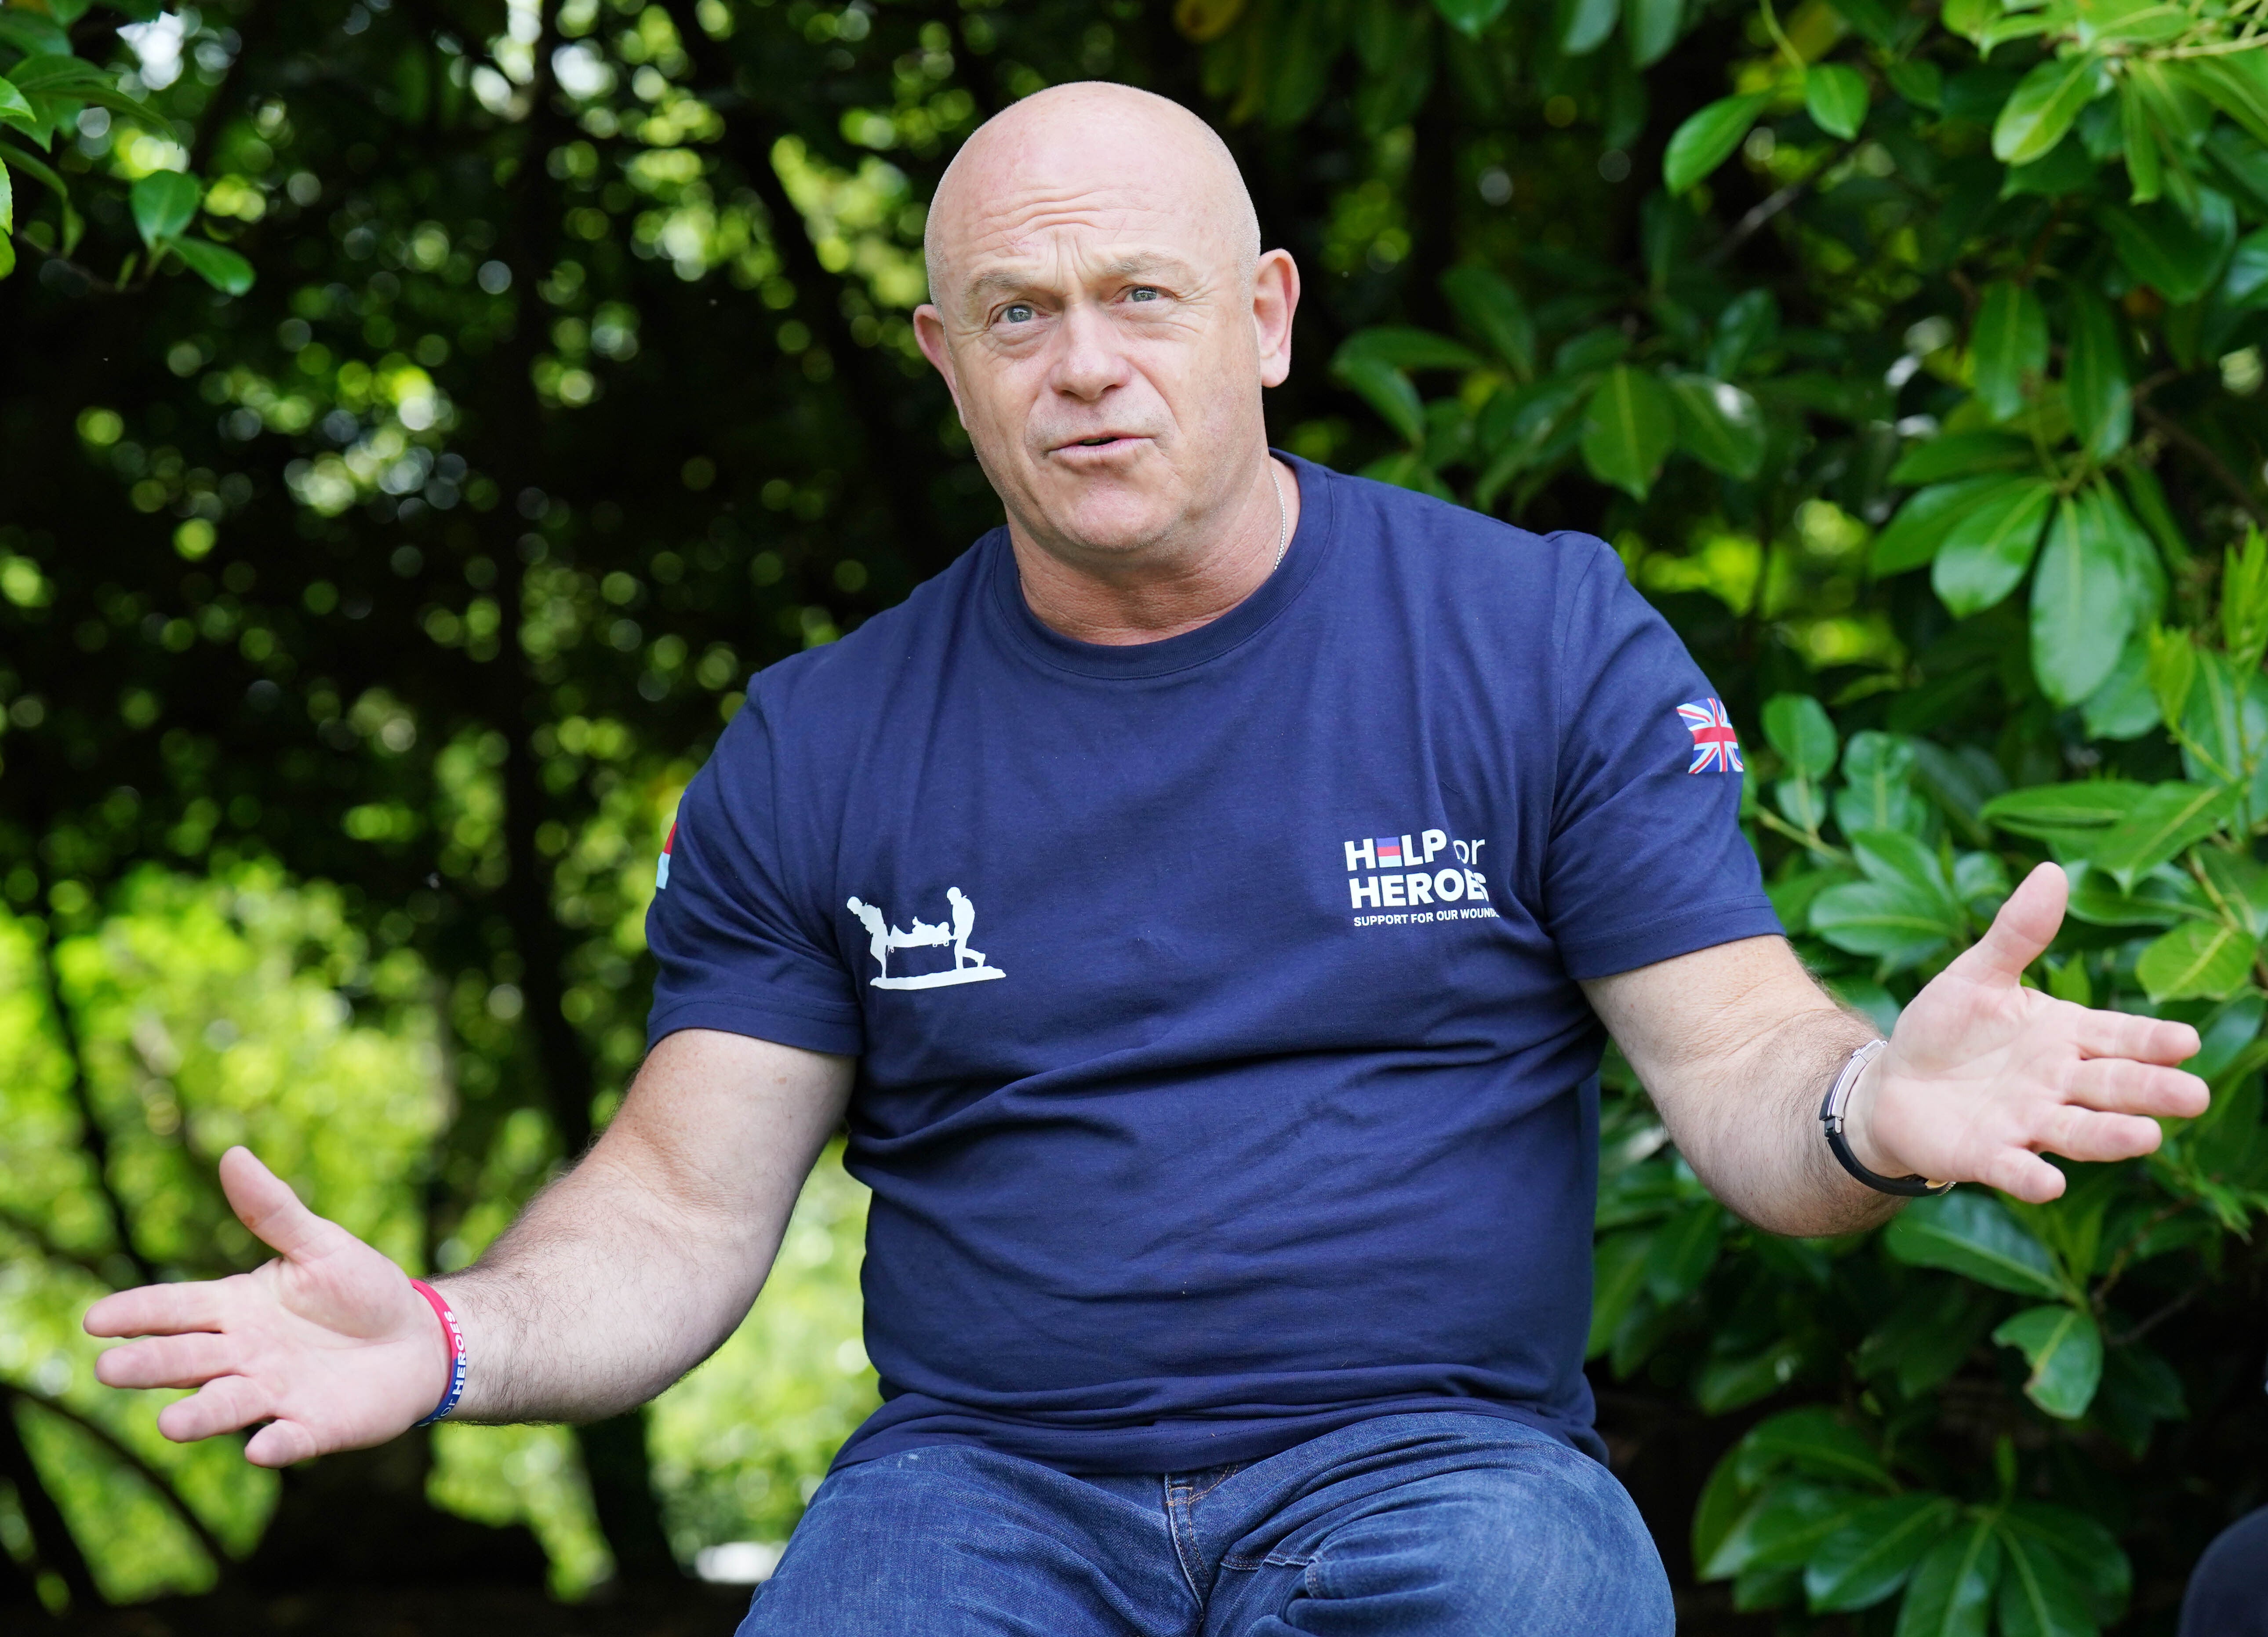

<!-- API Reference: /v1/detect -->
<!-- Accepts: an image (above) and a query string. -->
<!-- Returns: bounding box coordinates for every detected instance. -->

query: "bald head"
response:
[924,82,1261,309]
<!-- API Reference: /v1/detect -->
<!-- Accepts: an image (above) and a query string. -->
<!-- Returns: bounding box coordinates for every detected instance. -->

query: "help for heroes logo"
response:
[1343,829,1498,927]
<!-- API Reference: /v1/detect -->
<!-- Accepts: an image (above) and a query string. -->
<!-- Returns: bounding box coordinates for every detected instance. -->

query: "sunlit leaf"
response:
[1990,1304,2104,1419]
[2090,781,2241,888]
[2135,917,2258,1001]
[1932,477,2054,616]
[171,238,255,296]
[131,172,203,251]
[1665,93,1771,194]
[1666,373,1765,478]
[1994,55,2105,167]
[1806,63,1871,141]
[2031,496,2134,706]
[1762,692,1838,779]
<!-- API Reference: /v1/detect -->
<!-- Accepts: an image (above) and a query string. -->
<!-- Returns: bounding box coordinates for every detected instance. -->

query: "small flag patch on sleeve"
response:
[656,821,676,889]
[1676,698,1743,774]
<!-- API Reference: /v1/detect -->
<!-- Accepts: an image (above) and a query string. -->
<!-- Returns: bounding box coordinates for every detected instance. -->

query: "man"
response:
[86,84,2206,1635]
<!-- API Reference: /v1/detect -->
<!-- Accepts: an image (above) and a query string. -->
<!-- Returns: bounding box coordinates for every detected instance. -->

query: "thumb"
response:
[218,1146,338,1262]
[1948,861,2068,986]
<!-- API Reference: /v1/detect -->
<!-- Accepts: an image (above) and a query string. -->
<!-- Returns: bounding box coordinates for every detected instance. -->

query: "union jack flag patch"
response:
[1677,698,1743,775]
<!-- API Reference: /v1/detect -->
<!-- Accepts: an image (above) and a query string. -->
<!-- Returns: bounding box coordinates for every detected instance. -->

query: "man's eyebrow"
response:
[960,253,1202,307]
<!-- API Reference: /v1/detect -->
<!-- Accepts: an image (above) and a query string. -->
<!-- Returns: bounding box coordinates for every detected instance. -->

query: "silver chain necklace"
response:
[1271,464,1288,568]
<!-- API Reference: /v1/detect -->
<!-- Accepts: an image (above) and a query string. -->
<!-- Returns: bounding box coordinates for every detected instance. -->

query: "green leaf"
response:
[1666,373,1765,479]
[1587,1230,1653,1357]
[1932,478,2055,616]
[2002,1502,2130,1624]
[1807,1495,1960,1612]
[1762,692,1838,779]
[1440,266,1534,379]
[1837,732,1925,836]
[0,155,10,240]
[2175,51,2268,151]
[1433,0,1512,35]
[1885,1191,2063,1299]
[1734,1406,1894,1491]
[2082,636,2162,741]
[170,236,255,296]
[1896,1517,2003,1637]
[1990,1304,2105,1419]
[1559,0,1620,54]
[2197,846,2268,934]
[1972,281,2048,422]
[1887,57,1944,109]
[2064,288,2130,460]
[1888,432,2034,486]
[1708,287,1777,378]
[1994,1523,2099,1637]
[2082,481,2165,621]
[0,76,33,136]
[1691,1455,1753,1578]
[2090,782,2241,889]
[1850,827,1952,897]
[2222,526,2268,676]
[1703,1480,1875,1579]
[1994,55,2105,166]
[2121,77,2163,203]
[2135,918,2258,1001]
[1335,327,1483,372]
[1978,780,2148,840]
[2030,496,2134,706]
[2098,201,2232,305]
[2065,867,2203,928]
[1806,63,1871,140]
[1874,475,2030,577]
[1665,93,1770,194]
[1333,353,1425,445]
[1580,366,1675,498]
[131,171,202,250]
[0,11,73,55]
[1642,1200,1723,1302]
[1624,0,1679,66]
[1810,880,1962,962]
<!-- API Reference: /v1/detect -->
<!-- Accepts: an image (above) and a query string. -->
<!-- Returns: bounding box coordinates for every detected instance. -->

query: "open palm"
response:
[1861,862,2209,1203]
[83,1146,448,1466]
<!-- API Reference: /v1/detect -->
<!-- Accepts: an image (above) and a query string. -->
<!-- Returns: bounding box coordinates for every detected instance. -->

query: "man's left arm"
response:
[1582,861,2210,1236]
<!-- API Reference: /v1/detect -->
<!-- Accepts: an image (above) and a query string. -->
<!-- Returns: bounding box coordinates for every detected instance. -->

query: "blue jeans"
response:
[737,1411,1672,1635]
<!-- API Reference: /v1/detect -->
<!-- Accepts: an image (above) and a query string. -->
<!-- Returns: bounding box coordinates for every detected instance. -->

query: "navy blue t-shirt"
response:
[646,456,1779,1474]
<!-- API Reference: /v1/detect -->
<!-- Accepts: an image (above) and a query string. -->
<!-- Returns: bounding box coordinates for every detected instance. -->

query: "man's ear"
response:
[1253,249,1301,389]
[913,305,967,424]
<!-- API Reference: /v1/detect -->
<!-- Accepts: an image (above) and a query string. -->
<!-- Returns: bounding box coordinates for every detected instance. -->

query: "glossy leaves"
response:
[1665,93,1770,194]
[1581,366,1676,498]
[1884,1192,2063,1299]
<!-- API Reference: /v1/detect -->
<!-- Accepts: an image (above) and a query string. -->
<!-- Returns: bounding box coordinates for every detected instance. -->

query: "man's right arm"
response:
[84,1028,854,1466]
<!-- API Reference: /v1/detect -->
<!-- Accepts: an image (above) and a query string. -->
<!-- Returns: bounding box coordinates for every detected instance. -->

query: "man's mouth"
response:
[1055,433,1144,452]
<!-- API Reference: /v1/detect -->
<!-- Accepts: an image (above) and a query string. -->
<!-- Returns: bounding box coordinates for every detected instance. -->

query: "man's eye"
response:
[1001,303,1035,324]
[1128,287,1161,302]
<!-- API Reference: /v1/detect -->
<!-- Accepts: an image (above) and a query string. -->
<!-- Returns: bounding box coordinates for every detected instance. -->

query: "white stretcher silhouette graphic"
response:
[846,887,1006,989]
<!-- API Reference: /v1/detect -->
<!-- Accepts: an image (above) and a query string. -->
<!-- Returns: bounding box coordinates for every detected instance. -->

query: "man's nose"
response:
[1047,302,1131,402]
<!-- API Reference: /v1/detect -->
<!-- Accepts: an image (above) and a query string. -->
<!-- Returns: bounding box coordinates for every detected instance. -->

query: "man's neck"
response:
[1008,456,1303,647]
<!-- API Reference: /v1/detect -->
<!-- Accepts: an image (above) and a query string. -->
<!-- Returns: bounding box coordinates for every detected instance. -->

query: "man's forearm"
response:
[1673,1004,1898,1237]
[431,1139,778,1424]
[422,1029,854,1425]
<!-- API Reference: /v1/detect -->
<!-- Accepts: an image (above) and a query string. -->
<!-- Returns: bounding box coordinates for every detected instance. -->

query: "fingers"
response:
[94,1332,242,1391]
[2069,1007,2201,1066]
[2064,1058,2211,1120]
[84,1280,225,1339]
[156,1373,271,1444]
[218,1146,338,1261]
[1948,861,2067,985]
[2033,1104,2166,1166]
[245,1420,323,1468]
[1979,1147,2068,1204]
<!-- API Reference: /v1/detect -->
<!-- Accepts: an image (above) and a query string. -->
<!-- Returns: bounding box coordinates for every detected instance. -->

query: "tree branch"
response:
[2141,403,2268,530]
[3,1386,236,1579]
[29,913,159,1289]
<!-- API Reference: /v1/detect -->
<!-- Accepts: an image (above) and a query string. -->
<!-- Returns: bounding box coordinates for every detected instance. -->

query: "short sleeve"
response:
[1540,537,1782,980]
[645,695,865,1056]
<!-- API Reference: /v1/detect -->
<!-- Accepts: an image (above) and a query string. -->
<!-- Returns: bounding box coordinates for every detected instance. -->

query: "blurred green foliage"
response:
[11,0,2268,1629]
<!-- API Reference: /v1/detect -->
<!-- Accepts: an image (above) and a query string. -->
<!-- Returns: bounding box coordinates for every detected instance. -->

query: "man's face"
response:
[915,137,1292,560]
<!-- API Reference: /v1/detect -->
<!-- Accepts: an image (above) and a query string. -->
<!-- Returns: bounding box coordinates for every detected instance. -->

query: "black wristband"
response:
[1819,1039,1954,1199]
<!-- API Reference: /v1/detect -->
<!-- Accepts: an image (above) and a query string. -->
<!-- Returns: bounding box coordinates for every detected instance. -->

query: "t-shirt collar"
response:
[985,451,1337,680]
